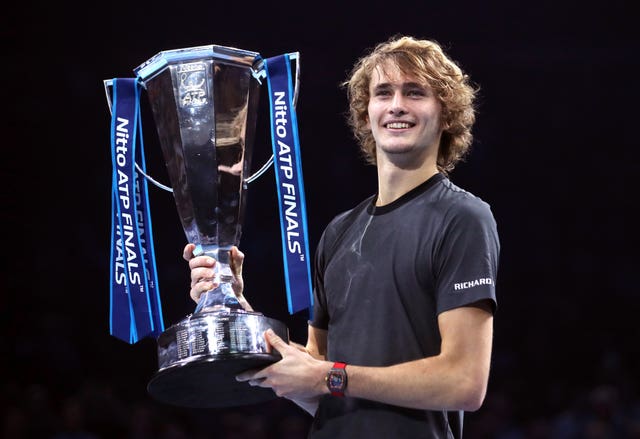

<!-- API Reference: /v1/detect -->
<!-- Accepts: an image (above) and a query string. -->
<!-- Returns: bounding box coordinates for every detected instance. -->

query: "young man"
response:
[185,35,500,438]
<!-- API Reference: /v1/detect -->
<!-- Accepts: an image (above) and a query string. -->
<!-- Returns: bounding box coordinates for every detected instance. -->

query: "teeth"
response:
[386,122,411,129]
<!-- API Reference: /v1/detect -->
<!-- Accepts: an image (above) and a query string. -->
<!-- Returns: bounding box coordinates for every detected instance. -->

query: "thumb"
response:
[229,246,245,276]
[264,329,288,355]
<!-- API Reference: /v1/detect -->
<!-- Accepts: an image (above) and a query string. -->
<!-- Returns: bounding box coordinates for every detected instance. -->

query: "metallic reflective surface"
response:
[135,45,291,408]
[147,311,289,408]
[137,45,262,310]
[156,311,288,370]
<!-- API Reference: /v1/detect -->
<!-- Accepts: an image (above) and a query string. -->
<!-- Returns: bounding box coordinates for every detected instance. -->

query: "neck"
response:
[375,159,439,206]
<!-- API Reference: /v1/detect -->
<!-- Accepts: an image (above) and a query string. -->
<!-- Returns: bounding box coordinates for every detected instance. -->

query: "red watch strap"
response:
[327,362,348,397]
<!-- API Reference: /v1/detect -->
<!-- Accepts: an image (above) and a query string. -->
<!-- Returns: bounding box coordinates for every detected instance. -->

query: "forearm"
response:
[342,306,493,412]
[344,354,489,411]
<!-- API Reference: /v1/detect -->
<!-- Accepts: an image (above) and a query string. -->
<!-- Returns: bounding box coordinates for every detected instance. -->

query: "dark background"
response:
[3,1,639,438]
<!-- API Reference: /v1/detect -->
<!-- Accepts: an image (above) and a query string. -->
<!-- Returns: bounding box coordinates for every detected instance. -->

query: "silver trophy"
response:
[105,45,297,408]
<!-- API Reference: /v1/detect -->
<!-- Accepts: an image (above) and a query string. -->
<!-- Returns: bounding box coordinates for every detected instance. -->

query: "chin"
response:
[381,144,418,155]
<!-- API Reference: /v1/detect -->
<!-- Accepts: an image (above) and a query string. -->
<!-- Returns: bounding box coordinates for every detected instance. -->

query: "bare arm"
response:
[306,325,328,361]
[344,302,493,411]
[238,302,493,413]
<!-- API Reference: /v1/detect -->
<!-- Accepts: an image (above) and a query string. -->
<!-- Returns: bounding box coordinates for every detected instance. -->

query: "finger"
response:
[248,378,270,387]
[236,368,263,382]
[289,341,308,354]
[235,294,253,312]
[189,256,216,271]
[264,329,288,355]
[190,288,201,304]
[190,279,216,294]
[183,243,196,261]
[229,246,245,277]
[189,281,216,303]
[190,266,216,286]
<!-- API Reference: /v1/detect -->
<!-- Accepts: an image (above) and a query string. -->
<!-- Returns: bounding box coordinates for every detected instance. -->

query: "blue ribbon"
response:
[264,54,314,315]
[134,101,164,337]
[109,78,164,343]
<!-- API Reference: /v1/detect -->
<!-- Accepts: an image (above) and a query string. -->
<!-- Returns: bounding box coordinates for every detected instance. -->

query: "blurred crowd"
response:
[3,337,639,439]
[2,375,639,438]
[3,307,638,439]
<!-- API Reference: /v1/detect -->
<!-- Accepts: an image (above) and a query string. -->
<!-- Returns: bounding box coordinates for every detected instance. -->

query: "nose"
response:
[389,92,407,114]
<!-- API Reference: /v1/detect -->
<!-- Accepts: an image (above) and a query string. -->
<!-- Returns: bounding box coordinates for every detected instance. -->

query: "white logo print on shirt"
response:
[453,278,493,291]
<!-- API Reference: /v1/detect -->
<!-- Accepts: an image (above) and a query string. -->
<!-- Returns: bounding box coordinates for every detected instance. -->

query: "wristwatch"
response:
[325,362,348,397]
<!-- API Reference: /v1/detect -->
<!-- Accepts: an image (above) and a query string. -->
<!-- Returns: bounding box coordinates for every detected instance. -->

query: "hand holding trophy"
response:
[105,44,313,408]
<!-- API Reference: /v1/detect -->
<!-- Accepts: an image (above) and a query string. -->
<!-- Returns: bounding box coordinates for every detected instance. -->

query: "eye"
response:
[406,88,427,97]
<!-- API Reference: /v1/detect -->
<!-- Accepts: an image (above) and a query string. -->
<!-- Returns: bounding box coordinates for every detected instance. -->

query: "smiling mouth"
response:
[385,122,414,129]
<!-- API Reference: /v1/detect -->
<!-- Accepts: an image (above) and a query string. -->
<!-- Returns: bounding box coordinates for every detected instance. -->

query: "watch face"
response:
[328,369,346,391]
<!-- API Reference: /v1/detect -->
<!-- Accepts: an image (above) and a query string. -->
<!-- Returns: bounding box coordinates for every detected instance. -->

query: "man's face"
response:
[366,61,443,163]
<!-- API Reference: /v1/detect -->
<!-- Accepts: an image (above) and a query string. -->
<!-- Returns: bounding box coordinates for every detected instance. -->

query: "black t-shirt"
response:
[309,173,500,439]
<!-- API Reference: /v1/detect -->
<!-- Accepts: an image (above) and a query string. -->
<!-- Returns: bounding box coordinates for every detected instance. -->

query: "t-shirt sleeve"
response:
[309,229,330,329]
[434,198,500,315]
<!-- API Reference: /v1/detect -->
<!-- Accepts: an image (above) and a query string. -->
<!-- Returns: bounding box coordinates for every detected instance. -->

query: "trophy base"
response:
[147,309,289,408]
[147,354,280,408]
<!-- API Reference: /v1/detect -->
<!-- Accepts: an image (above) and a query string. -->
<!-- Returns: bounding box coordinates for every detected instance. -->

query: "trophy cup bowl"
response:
[132,45,290,408]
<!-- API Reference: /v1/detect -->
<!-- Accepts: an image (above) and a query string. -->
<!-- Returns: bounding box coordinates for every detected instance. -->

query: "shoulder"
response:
[435,178,497,226]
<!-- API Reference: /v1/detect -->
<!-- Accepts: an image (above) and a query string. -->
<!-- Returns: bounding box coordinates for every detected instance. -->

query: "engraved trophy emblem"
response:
[104,44,311,408]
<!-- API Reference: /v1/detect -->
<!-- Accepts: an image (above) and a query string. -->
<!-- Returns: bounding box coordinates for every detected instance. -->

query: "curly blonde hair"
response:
[344,35,478,174]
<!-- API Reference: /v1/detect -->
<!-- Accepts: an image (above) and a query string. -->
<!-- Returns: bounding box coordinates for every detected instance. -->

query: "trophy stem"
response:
[194,245,244,313]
